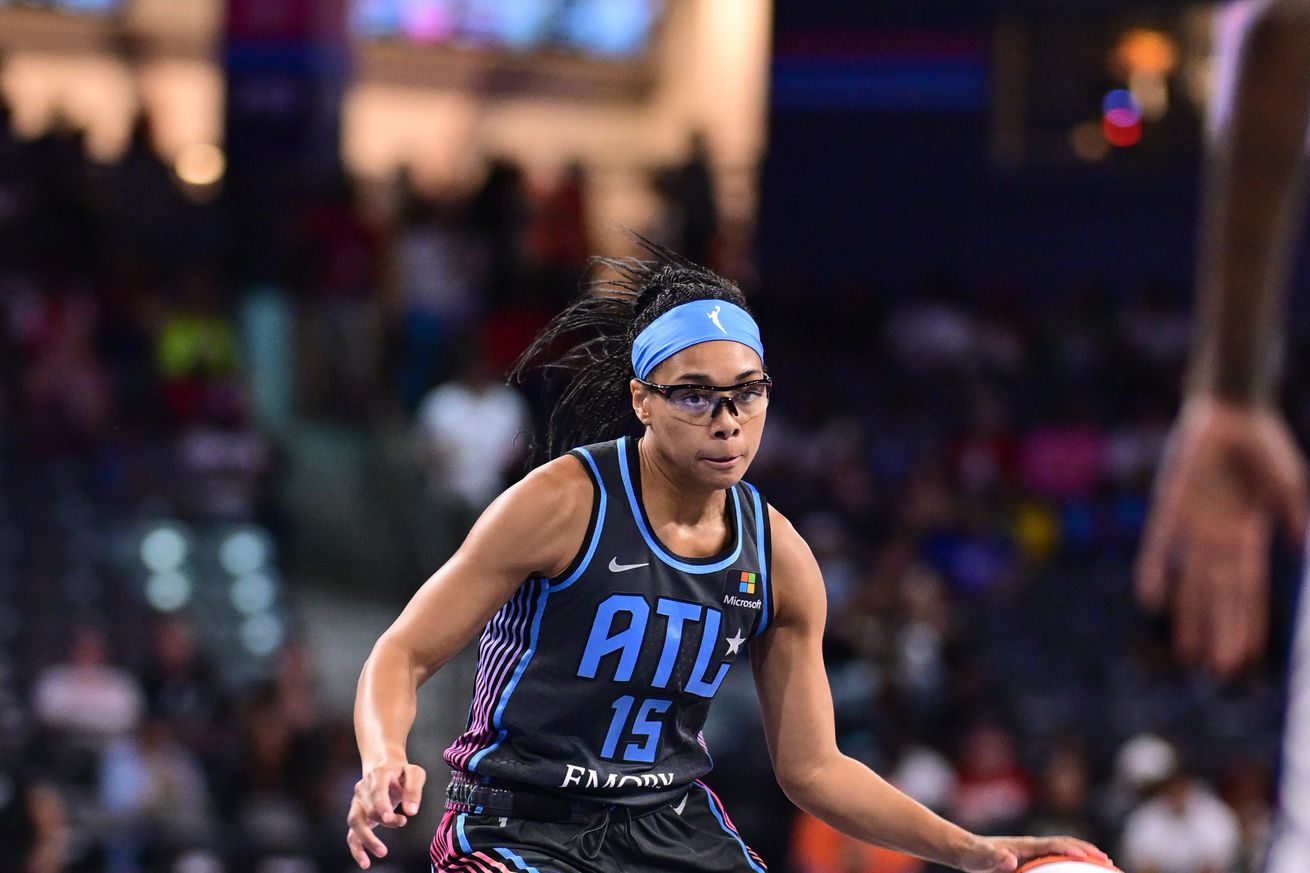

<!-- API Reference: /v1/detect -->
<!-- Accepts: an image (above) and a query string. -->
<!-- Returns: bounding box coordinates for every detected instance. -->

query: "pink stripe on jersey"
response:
[697,780,768,866]
[450,592,525,760]
[430,813,507,872]
[430,810,458,868]
[471,852,514,873]
[442,857,498,873]
[445,579,541,769]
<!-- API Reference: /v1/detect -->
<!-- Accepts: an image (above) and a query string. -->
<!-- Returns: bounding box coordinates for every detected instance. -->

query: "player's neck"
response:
[637,438,727,530]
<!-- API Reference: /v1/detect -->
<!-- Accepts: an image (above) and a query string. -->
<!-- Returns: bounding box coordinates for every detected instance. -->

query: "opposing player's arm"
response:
[1135,0,1310,675]
[1189,0,1310,405]
[751,507,1108,873]
[348,455,593,868]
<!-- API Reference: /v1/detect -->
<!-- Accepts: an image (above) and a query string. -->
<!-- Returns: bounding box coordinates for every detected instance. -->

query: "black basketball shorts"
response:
[429,780,767,873]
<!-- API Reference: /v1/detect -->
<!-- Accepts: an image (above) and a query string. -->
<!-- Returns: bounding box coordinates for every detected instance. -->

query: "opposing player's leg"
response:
[1266,541,1310,873]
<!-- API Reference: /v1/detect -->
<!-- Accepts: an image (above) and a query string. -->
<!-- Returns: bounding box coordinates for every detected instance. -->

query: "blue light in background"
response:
[353,0,405,38]
[1101,88,1139,115]
[0,0,121,10]
[350,0,661,59]
[463,0,554,50]
[558,0,662,58]
[58,0,118,10]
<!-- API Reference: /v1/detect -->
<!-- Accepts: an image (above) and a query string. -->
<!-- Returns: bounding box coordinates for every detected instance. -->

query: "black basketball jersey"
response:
[444,436,774,807]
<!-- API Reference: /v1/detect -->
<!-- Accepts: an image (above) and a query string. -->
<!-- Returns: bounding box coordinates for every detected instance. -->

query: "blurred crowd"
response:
[0,91,1305,873]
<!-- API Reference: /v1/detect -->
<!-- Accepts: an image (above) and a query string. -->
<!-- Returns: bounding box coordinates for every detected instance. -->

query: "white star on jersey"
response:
[724,628,747,656]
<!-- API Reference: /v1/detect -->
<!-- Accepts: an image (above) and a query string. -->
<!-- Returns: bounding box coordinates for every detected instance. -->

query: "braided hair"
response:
[510,237,752,462]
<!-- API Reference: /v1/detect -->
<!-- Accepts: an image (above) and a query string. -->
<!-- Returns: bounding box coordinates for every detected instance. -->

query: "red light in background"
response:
[1101,114,1142,147]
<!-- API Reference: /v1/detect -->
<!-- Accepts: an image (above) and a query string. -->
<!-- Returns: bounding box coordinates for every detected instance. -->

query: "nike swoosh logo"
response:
[672,793,688,815]
[609,558,649,573]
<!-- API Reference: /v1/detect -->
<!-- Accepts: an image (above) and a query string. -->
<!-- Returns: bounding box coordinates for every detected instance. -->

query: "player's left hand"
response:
[957,835,1112,873]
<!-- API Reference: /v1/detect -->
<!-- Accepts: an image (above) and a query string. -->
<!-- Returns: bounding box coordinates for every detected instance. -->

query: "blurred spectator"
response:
[971,285,1029,378]
[924,499,1017,597]
[1036,281,1115,390]
[1116,280,1190,369]
[140,618,230,763]
[0,94,28,276]
[296,177,383,419]
[900,465,958,538]
[99,720,215,873]
[1216,759,1274,873]
[175,396,271,521]
[222,678,321,861]
[390,187,479,413]
[948,391,1018,498]
[308,720,367,870]
[802,511,861,615]
[660,131,719,267]
[1017,412,1108,501]
[1010,500,1061,565]
[893,563,955,713]
[885,729,957,816]
[32,627,144,754]
[415,340,530,513]
[884,278,975,374]
[104,115,186,275]
[469,157,529,306]
[156,273,239,424]
[96,262,163,430]
[23,120,100,279]
[480,285,552,378]
[1098,734,1180,828]
[1105,406,1170,490]
[29,623,146,847]
[21,288,114,456]
[1121,744,1242,873]
[950,720,1035,834]
[0,760,68,873]
[1024,742,1100,845]
[528,159,592,295]
[271,641,319,735]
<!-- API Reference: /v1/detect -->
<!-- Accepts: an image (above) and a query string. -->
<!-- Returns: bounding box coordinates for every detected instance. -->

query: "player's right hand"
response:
[346,760,427,869]
[958,834,1111,873]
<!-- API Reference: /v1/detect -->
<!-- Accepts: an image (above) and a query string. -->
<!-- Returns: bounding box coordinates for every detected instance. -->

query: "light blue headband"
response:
[631,299,764,380]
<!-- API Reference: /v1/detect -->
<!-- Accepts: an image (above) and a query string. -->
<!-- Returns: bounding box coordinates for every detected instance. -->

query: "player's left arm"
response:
[750,506,1110,873]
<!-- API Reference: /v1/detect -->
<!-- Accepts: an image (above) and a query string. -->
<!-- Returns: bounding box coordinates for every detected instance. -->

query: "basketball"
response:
[1016,856,1124,873]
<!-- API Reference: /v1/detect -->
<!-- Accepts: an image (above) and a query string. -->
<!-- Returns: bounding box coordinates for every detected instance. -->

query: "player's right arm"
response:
[347,454,594,869]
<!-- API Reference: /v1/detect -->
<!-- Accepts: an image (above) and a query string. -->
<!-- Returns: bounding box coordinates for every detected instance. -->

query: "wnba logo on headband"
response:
[708,305,727,334]
[631,299,764,379]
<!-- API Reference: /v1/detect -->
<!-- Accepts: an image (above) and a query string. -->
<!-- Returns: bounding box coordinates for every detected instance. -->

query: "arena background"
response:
[0,0,1302,871]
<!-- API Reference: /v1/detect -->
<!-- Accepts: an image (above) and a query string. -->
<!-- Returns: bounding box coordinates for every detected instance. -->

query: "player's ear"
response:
[631,378,652,427]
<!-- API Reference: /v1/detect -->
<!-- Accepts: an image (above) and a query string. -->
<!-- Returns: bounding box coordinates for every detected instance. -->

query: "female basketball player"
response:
[347,245,1110,872]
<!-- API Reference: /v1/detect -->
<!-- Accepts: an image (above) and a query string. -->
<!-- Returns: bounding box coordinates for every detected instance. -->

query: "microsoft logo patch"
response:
[723,570,762,610]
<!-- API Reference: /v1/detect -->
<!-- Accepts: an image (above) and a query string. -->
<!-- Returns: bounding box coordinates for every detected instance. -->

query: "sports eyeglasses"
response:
[636,375,773,425]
